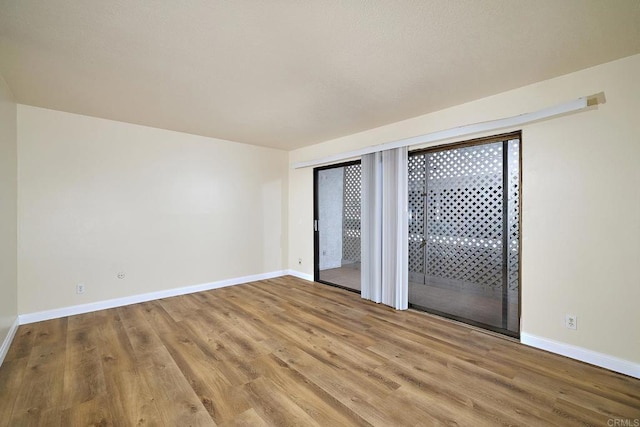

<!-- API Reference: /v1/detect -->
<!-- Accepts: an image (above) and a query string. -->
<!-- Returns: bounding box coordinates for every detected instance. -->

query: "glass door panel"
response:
[314,162,361,292]
[408,137,520,336]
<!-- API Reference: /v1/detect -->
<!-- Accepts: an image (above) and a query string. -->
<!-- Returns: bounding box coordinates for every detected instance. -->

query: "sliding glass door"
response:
[408,134,521,336]
[314,161,362,292]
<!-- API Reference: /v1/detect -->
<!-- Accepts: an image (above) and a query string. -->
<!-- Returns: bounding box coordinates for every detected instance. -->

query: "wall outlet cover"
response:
[565,314,577,330]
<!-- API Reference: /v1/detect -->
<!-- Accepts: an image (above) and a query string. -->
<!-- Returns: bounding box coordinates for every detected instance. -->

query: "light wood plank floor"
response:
[1,276,638,426]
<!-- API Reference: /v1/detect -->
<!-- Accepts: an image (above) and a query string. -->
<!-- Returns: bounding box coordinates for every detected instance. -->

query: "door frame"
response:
[407,131,522,338]
[313,160,361,293]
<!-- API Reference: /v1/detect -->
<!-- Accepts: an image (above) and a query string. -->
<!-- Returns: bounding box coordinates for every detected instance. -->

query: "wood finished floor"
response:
[1,276,638,426]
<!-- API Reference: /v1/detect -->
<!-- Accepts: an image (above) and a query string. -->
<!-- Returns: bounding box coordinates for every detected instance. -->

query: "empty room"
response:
[1,1,639,426]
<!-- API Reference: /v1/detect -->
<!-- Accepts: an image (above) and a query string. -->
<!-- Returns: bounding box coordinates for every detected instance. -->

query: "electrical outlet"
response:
[117,272,125,279]
[76,283,85,294]
[565,314,577,330]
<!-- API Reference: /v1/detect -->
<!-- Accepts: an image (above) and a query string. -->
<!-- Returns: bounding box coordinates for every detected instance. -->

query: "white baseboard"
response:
[19,270,286,325]
[521,332,639,379]
[286,269,314,282]
[0,317,20,367]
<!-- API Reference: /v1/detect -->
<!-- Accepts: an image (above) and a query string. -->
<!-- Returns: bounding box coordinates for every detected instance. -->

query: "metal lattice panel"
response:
[408,154,426,275]
[425,142,505,293]
[342,164,361,263]
[507,139,520,293]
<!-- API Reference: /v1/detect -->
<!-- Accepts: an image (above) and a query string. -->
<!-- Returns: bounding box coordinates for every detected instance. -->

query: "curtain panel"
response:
[361,147,408,310]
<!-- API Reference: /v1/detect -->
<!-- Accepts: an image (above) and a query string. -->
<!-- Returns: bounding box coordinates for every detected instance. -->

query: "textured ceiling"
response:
[1,1,639,150]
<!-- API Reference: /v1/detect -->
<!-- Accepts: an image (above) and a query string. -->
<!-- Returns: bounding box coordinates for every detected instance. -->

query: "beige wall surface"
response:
[289,54,640,363]
[18,106,288,314]
[0,75,18,344]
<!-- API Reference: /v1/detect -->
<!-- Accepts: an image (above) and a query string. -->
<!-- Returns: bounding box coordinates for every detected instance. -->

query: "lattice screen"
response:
[342,164,361,263]
[407,139,520,301]
[408,154,426,277]
[424,142,504,293]
[507,139,520,294]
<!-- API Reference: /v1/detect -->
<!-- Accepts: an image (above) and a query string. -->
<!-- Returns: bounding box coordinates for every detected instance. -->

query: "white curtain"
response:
[361,152,382,303]
[361,147,408,310]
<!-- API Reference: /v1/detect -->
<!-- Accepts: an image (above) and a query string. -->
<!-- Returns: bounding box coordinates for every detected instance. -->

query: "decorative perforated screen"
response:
[342,164,361,264]
[425,142,505,293]
[408,154,426,279]
[507,139,520,294]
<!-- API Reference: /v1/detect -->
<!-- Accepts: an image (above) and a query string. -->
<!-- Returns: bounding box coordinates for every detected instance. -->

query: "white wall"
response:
[0,75,18,350]
[289,54,640,365]
[17,106,288,314]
